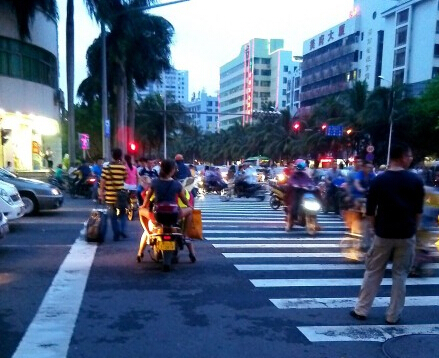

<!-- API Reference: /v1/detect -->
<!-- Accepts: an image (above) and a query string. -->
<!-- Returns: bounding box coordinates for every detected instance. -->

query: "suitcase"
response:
[86,208,107,242]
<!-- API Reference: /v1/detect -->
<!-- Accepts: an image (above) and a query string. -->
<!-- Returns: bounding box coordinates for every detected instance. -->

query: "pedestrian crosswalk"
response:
[195,195,439,343]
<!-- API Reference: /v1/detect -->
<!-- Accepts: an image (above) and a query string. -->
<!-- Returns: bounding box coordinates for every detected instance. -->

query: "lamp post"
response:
[163,90,167,159]
[100,0,190,158]
[378,76,394,166]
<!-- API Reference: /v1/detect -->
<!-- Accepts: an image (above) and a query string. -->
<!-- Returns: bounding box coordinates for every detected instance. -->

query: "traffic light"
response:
[293,122,300,132]
[321,123,327,132]
[1,129,11,145]
[346,128,353,135]
[128,142,137,155]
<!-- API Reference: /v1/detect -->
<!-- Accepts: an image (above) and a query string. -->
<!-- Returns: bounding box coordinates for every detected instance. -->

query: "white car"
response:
[0,180,26,221]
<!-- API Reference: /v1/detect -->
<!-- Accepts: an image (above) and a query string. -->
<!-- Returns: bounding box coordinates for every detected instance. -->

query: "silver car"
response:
[0,169,63,215]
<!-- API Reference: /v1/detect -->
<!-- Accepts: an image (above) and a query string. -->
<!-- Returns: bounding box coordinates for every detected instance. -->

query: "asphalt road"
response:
[0,195,438,358]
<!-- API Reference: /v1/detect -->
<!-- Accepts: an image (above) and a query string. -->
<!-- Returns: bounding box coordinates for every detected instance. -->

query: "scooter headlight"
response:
[277,173,286,182]
[303,200,321,212]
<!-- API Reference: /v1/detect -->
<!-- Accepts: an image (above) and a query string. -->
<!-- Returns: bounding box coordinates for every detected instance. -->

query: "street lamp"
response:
[100,0,190,158]
[378,76,394,166]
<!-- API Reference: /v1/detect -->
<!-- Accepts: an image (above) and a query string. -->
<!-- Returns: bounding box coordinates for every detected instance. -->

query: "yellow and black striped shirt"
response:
[102,163,127,204]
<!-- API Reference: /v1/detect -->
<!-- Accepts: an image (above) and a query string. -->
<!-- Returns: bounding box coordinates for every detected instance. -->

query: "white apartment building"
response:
[219,38,300,130]
[186,90,219,133]
[380,0,439,95]
[300,0,439,109]
[0,3,61,170]
[137,69,189,103]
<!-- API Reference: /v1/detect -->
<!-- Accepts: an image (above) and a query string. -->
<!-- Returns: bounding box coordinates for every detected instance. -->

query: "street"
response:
[0,195,438,358]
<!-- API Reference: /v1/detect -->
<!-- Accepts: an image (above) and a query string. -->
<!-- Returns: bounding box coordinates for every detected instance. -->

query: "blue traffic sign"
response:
[326,125,343,137]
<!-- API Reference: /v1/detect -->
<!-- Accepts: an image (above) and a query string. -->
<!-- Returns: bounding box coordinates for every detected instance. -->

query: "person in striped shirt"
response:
[100,148,128,241]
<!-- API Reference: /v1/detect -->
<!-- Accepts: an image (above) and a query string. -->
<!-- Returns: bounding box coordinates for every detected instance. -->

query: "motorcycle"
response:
[340,198,373,261]
[126,190,139,221]
[143,203,184,272]
[48,173,66,191]
[233,180,265,201]
[198,176,227,195]
[268,182,286,210]
[285,185,321,235]
[68,174,96,199]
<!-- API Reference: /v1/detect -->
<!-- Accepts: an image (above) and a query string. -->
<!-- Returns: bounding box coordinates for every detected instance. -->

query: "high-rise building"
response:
[186,90,219,133]
[300,0,439,109]
[137,69,189,103]
[0,3,62,170]
[380,0,439,95]
[219,38,300,130]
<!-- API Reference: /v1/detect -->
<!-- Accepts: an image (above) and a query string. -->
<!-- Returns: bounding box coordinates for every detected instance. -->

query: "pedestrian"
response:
[350,142,424,324]
[100,148,128,241]
[4,161,14,173]
[45,147,53,168]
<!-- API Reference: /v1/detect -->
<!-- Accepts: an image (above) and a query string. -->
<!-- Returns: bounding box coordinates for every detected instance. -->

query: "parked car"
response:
[0,169,63,215]
[0,212,8,239]
[0,181,25,220]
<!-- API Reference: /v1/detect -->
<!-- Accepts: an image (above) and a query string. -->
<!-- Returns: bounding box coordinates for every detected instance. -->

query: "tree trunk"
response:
[66,0,76,164]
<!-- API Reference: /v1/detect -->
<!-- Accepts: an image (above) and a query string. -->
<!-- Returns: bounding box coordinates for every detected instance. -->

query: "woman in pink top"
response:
[124,154,139,190]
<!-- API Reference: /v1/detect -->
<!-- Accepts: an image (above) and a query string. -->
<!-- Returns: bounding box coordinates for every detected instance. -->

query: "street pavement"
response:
[1,194,438,358]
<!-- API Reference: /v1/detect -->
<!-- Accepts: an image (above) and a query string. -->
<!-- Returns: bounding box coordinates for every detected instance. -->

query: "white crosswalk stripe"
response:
[196,194,439,343]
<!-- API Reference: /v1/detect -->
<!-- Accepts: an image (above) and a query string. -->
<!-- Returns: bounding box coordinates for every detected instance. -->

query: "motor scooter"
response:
[285,184,321,235]
[143,203,184,272]
[69,174,96,198]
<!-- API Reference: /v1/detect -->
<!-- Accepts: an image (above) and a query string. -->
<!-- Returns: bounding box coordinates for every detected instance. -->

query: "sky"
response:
[57,0,355,100]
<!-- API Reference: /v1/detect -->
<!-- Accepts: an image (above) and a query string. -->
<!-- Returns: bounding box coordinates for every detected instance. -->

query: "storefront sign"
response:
[78,133,90,150]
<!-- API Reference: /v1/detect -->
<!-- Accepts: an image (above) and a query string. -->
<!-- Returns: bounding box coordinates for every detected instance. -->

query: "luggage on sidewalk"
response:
[86,208,107,242]
[186,209,204,240]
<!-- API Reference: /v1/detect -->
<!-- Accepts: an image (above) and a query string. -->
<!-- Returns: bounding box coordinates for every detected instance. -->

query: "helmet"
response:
[294,159,306,171]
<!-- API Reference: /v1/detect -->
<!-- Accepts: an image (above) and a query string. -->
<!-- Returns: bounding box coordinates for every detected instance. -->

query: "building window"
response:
[359,51,363,60]
[435,44,439,57]
[432,67,439,78]
[282,89,286,95]
[282,101,286,107]
[394,48,406,67]
[395,26,408,47]
[260,81,270,87]
[254,69,260,75]
[0,36,57,88]
[283,65,288,72]
[361,32,364,41]
[283,77,287,84]
[396,9,409,25]
[261,69,271,76]
[436,20,439,34]
[261,58,270,64]
[393,69,404,85]
[207,101,212,106]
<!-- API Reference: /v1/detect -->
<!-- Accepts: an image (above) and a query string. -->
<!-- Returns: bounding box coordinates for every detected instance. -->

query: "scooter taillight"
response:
[163,235,172,241]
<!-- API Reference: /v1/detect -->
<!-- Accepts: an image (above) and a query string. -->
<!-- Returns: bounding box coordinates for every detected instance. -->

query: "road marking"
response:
[12,238,97,358]
[213,243,341,248]
[270,296,439,309]
[298,324,439,342]
[205,230,346,235]
[251,277,439,287]
[235,263,439,270]
[206,237,344,241]
[224,252,345,258]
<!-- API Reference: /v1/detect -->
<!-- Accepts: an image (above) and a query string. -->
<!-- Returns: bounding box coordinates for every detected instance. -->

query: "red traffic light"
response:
[293,122,300,131]
[321,123,327,131]
[128,142,137,153]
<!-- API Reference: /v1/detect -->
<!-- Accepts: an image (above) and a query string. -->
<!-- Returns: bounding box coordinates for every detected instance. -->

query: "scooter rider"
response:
[73,159,91,196]
[351,160,376,208]
[285,159,320,231]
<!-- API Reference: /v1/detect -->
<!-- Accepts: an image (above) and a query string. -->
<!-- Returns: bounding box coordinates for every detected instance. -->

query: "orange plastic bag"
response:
[186,209,203,240]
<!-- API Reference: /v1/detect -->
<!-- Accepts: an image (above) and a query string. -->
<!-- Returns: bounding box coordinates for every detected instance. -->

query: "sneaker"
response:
[350,310,366,321]
[385,318,400,325]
